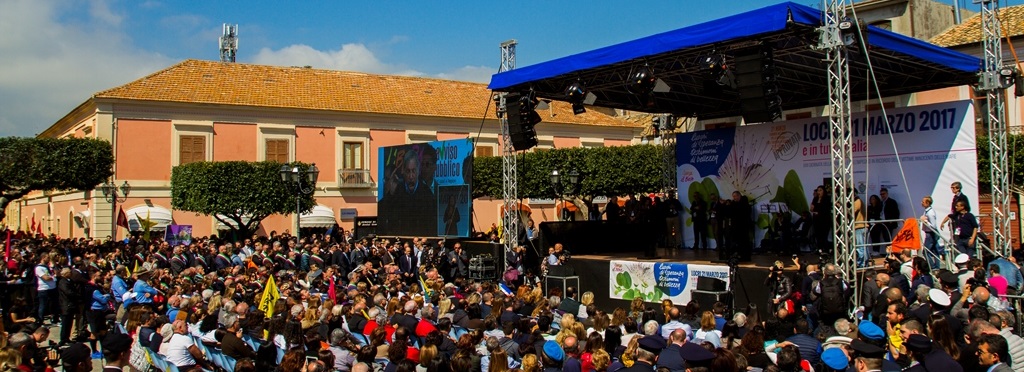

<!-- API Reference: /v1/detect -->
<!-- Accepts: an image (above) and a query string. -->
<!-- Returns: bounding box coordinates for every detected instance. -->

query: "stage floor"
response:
[573,246,826,270]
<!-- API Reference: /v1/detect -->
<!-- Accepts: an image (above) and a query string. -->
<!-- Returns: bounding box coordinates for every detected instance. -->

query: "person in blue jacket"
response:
[131,269,160,310]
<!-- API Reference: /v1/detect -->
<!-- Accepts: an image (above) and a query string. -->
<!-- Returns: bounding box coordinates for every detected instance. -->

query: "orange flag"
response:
[890,217,921,253]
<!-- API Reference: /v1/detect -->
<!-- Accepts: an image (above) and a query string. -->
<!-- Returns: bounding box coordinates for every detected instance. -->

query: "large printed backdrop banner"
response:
[676,100,978,248]
[609,260,730,304]
[377,138,474,237]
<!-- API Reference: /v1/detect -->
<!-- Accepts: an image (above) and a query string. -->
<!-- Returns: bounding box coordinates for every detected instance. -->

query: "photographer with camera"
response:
[10,326,58,372]
[765,261,793,313]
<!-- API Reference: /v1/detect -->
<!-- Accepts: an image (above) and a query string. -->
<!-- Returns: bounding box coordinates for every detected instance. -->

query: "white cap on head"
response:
[929,288,951,307]
[954,254,969,264]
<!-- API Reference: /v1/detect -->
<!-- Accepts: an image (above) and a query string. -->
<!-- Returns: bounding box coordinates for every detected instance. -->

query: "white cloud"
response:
[253,43,494,83]
[0,0,171,136]
[437,65,497,83]
[252,43,425,76]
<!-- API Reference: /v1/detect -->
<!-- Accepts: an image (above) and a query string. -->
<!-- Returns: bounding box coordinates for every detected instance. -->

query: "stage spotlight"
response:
[700,54,727,77]
[628,66,657,94]
[565,81,598,115]
[627,66,670,107]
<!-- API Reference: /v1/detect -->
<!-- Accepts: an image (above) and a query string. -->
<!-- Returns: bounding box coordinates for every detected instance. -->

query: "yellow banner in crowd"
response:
[258,276,281,318]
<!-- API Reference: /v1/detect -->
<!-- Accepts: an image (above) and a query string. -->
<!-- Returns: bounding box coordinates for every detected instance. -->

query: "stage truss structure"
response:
[978,0,1012,258]
[499,39,521,256]
[820,0,858,312]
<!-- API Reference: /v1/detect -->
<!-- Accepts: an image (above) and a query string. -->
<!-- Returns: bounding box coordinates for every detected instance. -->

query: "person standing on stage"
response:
[810,186,832,254]
[728,192,753,261]
[879,188,900,243]
[941,181,971,228]
[951,200,978,257]
[690,192,708,250]
[709,193,724,250]
[920,196,941,268]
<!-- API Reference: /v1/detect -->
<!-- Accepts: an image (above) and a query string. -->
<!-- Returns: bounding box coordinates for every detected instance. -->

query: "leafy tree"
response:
[472,144,664,203]
[0,137,114,221]
[976,134,1024,193]
[171,161,316,239]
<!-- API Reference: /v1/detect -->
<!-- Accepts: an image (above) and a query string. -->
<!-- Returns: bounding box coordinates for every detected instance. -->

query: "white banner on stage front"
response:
[676,100,978,249]
[609,260,730,304]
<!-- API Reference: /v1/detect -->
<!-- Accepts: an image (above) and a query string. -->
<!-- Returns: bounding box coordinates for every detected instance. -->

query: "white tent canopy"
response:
[125,205,173,231]
[215,214,253,230]
[300,205,336,228]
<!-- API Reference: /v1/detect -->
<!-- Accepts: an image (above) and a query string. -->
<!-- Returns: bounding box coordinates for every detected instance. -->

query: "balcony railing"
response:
[338,169,373,188]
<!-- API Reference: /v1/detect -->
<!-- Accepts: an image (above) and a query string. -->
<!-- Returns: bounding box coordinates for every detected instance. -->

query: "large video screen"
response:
[377,138,474,237]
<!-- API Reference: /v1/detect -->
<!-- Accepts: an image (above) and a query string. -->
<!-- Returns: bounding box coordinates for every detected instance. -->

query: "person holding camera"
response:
[765,262,793,313]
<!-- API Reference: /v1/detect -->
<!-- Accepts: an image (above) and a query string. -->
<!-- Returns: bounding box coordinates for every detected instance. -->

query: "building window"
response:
[265,139,289,163]
[342,142,364,170]
[179,135,207,164]
[474,146,494,157]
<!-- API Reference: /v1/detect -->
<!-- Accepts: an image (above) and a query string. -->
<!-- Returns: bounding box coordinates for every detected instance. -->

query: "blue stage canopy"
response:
[489,2,981,120]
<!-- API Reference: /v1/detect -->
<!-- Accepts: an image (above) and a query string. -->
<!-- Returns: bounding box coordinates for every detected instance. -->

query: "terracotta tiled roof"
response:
[94,59,639,127]
[931,5,1024,47]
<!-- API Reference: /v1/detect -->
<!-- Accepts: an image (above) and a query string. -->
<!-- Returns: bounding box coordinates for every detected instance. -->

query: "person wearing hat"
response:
[678,341,714,370]
[60,342,93,372]
[131,267,160,310]
[620,335,664,372]
[541,340,566,372]
[849,339,897,372]
[818,347,848,372]
[902,334,963,372]
[101,333,132,372]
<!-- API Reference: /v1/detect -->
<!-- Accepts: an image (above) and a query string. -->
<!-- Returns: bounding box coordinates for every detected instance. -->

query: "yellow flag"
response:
[258,276,281,318]
[132,260,139,275]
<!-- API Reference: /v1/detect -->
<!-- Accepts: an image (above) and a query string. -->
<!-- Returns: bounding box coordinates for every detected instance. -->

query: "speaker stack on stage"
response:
[545,265,579,299]
[691,277,732,314]
[505,91,541,151]
[734,45,782,124]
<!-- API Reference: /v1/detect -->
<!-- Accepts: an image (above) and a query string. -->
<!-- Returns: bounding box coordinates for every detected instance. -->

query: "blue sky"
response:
[0,0,1008,136]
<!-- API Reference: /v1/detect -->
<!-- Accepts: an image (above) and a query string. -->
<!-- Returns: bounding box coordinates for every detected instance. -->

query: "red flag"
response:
[116,207,129,229]
[35,219,42,235]
[4,230,10,262]
[328,276,337,303]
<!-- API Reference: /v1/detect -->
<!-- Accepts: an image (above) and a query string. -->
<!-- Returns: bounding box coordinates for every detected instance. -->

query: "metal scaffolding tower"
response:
[977,0,1012,257]
[499,40,521,254]
[819,0,858,309]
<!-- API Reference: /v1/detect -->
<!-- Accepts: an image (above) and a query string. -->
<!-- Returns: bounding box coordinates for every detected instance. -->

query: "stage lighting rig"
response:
[564,81,598,115]
[627,65,670,107]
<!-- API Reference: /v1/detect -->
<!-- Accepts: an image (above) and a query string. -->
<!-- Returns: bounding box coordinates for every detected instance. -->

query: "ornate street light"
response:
[100,180,131,239]
[280,163,319,241]
[550,168,581,221]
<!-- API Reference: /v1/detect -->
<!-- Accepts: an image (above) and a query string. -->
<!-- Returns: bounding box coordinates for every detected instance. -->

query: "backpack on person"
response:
[818,277,845,316]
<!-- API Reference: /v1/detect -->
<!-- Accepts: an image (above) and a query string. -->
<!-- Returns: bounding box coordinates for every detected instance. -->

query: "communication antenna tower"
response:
[220,24,239,63]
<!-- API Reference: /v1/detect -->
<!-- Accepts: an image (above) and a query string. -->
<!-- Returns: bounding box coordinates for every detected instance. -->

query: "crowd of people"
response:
[0,221,1018,372]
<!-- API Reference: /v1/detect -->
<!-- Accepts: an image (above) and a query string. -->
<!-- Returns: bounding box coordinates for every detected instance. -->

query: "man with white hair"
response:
[220,313,256,360]
[392,300,419,332]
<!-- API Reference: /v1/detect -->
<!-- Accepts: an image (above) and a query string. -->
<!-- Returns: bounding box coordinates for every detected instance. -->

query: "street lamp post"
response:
[100,180,131,239]
[550,169,580,221]
[280,163,319,242]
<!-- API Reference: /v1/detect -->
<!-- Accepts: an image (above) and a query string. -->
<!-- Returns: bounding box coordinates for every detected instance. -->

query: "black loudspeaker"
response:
[734,45,782,123]
[506,92,540,151]
[692,291,733,315]
[697,277,727,292]
[547,265,576,277]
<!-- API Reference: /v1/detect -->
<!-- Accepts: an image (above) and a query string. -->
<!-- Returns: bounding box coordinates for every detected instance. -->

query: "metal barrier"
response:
[1001,294,1024,337]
